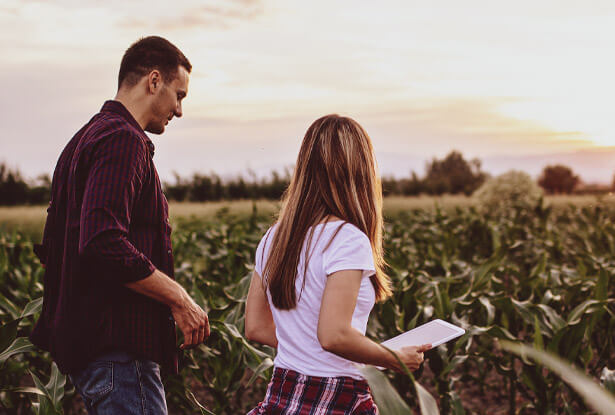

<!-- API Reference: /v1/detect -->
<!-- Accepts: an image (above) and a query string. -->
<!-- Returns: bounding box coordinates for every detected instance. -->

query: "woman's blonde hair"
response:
[262,114,392,310]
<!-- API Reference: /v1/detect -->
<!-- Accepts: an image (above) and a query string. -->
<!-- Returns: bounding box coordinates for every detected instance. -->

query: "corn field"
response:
[1,201,614,414]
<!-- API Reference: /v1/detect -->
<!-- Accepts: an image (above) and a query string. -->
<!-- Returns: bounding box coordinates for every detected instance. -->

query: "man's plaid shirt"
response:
[30,100,178,374]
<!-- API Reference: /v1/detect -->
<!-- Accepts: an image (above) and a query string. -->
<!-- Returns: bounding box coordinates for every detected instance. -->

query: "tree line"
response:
[0,151,608,205]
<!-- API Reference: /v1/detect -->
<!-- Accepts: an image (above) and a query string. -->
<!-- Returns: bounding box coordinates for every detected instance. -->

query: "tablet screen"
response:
[381,319,464,350]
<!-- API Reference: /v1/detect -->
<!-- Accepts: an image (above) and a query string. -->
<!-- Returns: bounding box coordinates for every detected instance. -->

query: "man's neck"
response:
[114,92,149,131]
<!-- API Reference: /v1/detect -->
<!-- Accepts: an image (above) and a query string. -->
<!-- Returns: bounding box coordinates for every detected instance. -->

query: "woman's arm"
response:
[245,271,278,348]
[317,270,429,371]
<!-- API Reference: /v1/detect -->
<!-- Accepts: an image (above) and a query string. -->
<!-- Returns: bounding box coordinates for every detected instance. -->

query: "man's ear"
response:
[147,70,162,94]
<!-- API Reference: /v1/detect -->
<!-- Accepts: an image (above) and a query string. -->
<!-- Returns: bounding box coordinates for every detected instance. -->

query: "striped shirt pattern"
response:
[30,100,177,374]
[248,367,379,415]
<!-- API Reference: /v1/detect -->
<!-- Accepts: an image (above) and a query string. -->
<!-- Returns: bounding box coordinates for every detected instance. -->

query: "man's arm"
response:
[78,133,156,284]
[33,201,54,268]
[78,132,208,348]
[126,269,209,349]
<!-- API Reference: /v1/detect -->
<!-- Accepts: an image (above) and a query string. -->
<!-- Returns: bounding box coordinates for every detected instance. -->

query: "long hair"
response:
[262,114,392,310]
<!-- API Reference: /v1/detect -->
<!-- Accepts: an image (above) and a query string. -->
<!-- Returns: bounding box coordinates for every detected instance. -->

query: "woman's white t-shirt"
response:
[254,221,376,379]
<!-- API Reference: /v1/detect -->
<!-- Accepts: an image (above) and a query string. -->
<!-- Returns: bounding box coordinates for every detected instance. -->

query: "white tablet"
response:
[381,319,465,350]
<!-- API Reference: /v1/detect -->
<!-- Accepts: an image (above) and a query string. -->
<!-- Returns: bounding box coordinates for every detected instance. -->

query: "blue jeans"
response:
[69,351,167,415]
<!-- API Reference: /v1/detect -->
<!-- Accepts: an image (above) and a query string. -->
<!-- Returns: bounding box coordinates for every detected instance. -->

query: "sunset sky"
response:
[1,0,614,183]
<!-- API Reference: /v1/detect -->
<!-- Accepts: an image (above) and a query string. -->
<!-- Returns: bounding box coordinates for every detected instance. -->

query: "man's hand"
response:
[125,269,211,349]
[172,292,210,350]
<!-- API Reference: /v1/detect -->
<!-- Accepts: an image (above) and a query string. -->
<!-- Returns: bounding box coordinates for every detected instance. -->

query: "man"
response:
[30,36,208,415]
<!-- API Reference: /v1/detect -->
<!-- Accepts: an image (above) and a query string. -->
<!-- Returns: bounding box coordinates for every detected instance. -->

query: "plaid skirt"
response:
[247,367,379,415]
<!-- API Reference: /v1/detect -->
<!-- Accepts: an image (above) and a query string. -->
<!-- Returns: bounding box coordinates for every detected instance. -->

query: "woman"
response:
[245,115,430,414]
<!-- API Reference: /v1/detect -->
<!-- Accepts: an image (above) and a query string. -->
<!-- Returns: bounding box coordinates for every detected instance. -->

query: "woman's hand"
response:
[389,343,431,372]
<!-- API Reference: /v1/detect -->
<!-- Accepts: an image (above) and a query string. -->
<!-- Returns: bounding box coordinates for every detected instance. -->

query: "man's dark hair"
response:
[118,36,192,89]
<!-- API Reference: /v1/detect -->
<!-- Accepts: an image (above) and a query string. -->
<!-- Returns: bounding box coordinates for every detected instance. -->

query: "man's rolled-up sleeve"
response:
[79,131,156,284]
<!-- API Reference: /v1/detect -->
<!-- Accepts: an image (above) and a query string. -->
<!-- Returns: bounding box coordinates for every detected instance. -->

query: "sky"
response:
[1,0,615,184]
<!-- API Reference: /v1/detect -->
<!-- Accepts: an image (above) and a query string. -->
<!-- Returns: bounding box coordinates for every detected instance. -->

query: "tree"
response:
[28,174,51,205]
[381,176,399,197]
[0,163,29,205]
[399,171,424,196]
[163,173,191,201]
[473,170,543,213]
[189,173,223,201]
[423,151,486,195]
[538,165,580,194]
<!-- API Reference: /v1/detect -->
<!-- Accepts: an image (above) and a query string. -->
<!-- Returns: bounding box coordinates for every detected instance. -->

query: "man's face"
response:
[146,65,190,134]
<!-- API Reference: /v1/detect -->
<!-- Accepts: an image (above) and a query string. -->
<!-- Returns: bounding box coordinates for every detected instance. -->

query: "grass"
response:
[1,194,614,240]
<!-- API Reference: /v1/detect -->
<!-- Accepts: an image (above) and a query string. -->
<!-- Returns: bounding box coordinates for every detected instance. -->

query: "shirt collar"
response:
[100,100,155,158]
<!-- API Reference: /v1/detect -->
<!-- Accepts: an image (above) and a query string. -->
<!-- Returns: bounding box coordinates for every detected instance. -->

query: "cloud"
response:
[118,0,264,31]
[3,0,613,185]
[357,98,595,158]
[0,4,18,15]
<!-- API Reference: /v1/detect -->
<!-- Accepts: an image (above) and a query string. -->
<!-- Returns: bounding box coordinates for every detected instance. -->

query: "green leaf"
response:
[471,252,502,291]
[359,365,413,414]
[447,390,466,415]
[191,286,207,310]
[595,268,609,302]
[0,337,34,363]
[220,322,270,360]
[568,300,600,325]
[0,244,8,275]
[0,318,20,352]
[185,390,216,415]
[529,252,547,279]
[535,304,566,334]
[45,362,66,408]
[385,346,440,415]
[467,325,517,342]
[29,369,61,415]
[0,294,20,320]
[501,342,615,415]
[21,297,43,319]
[441,355,468,377]
[510,297,536,323]
[246,357,273,386]
[601,367,615,395]
[415,381,440,415]
[29,370,52,401]
[37,395,61,415]
[478,296,495,325]
[533,315,543,350]
[2,386,48,397]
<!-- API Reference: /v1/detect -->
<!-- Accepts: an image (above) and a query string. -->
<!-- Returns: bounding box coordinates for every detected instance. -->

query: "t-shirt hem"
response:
[325,264,376,278]
[273,363,365,380]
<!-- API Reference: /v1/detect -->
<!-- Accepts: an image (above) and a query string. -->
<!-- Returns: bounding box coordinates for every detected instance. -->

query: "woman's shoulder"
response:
[325,221,370,246]
[259,223,278,244]
[333,221,367,236]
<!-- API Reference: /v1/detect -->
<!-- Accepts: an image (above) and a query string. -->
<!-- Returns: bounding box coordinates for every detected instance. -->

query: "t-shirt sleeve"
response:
[255,227,274,276]
[323,226,376,279]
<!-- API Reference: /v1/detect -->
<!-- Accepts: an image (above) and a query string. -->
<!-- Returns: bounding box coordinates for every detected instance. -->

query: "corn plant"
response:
[0,201,614,414]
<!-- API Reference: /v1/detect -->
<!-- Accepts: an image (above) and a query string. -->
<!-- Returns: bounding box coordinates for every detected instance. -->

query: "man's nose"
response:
[175,102,183,118]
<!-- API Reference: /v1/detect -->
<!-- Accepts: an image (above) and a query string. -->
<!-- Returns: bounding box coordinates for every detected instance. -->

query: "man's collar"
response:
[100,100,155,158]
